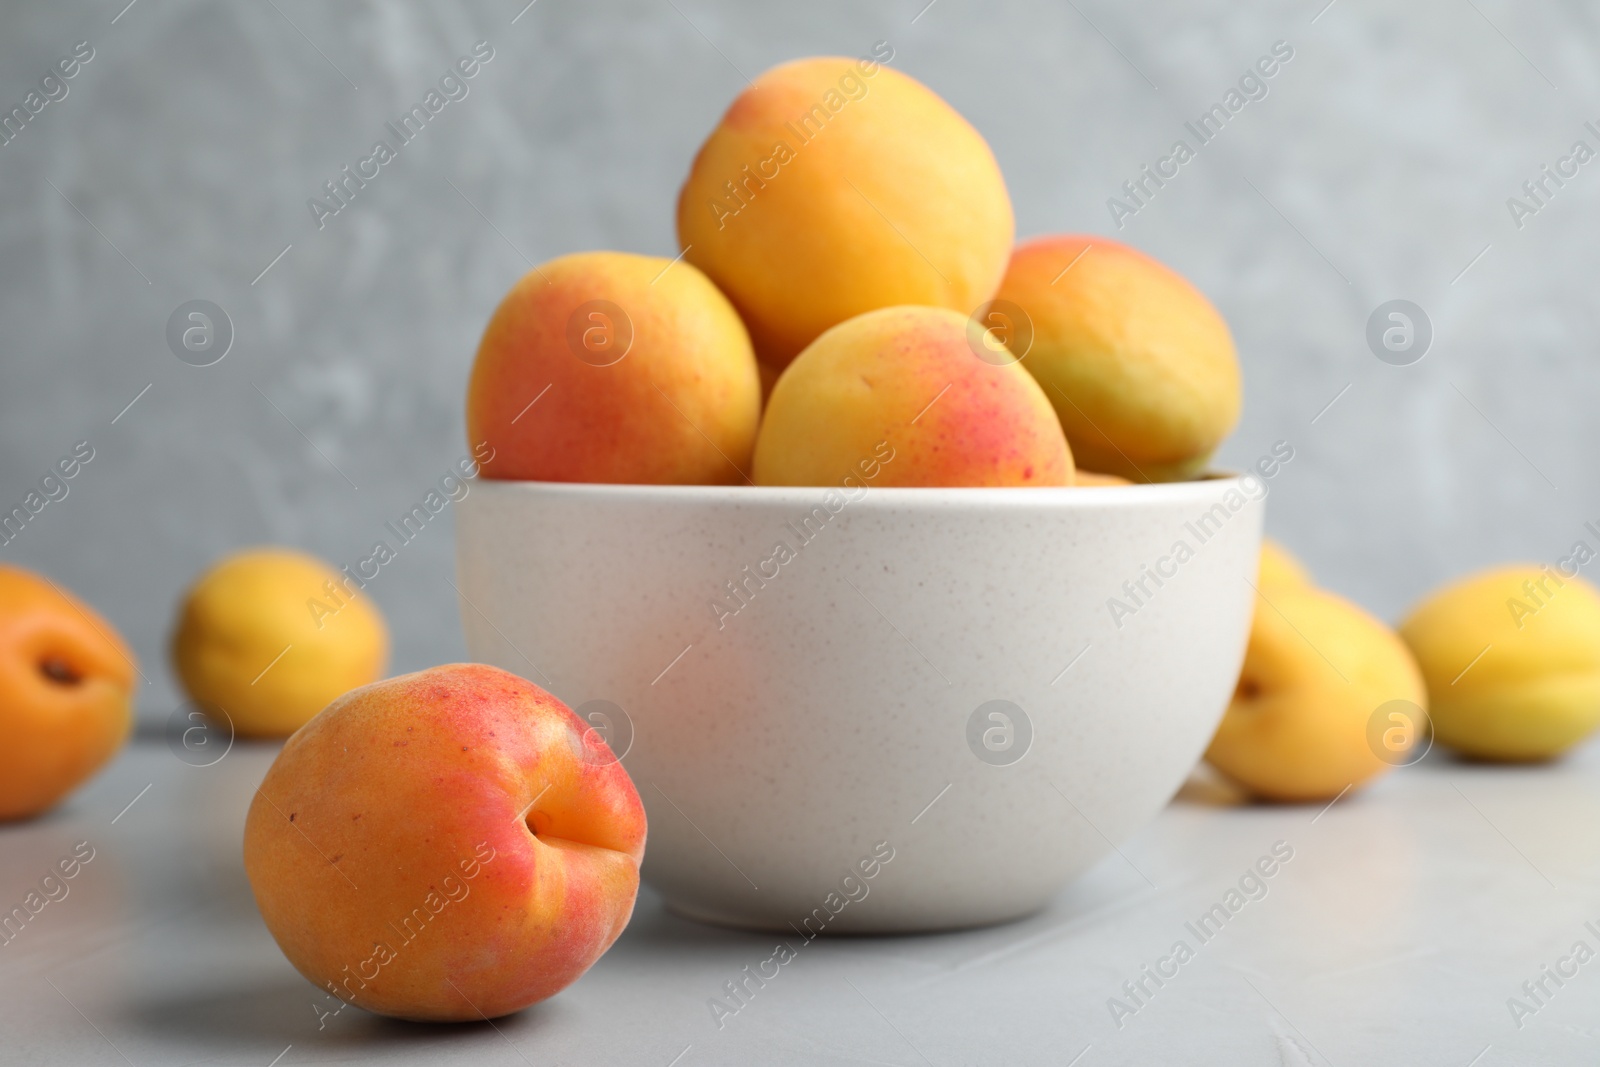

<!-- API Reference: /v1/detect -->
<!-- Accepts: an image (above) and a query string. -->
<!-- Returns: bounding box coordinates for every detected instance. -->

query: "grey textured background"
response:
[1,0,1592,721]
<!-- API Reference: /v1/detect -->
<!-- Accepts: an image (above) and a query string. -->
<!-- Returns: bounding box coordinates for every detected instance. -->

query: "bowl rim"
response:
[464,471,1257,509]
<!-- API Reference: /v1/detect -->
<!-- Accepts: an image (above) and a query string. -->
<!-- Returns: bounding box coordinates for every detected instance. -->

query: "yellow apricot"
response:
[172,548,388,737]
[994,235,1241,482]
[1207,584,1426,802]
[1400,565,1600,760]
[1072,470,1132,487]
[1259,539,1311,591]
[678,55,1013,367]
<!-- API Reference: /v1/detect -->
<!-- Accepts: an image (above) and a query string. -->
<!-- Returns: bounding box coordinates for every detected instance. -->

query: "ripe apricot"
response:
[995,236,1240,482]
[0,566,135,820]
[754,306,1070,488]
[679,55,1013,366]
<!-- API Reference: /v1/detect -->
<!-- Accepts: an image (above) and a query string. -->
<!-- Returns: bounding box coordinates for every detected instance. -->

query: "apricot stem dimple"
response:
[516,782,552,838]
[39,656,83,686]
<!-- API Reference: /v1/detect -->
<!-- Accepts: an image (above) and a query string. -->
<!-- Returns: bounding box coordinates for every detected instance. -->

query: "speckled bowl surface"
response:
[455,477,1262,932]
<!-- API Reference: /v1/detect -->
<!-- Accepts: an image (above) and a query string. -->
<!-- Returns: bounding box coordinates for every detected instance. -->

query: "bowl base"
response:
[661,895,1051,937]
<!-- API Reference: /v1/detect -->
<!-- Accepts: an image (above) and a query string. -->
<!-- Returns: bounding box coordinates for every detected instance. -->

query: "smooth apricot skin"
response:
[467,251,760,484]
[1073,470,1132,487]
[243,664,647,1022]
[753,306,1072,488]
[1259,539,1311,591]
[1206,585,1427,802]
[0,566,135,821]
[172,548,389,738]
[678,55,1014,366]
[1400,565,1600,761]
[995,235,1241,482]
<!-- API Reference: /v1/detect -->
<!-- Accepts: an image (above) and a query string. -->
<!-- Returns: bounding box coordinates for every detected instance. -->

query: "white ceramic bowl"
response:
[456,477,1262,932]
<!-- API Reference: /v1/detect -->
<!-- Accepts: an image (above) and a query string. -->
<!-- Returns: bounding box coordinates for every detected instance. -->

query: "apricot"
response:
[467,251,759,484]
[172,548,388,738]
[1259,539,1311,591]
[753,306,1071,488]
[678,55,1013,367]
[994,235,1241,482]
[243,664,646,1021]
[1206,584,1427,802]
[1400,565,1600,761]
[1073,470,1131,487]
[0,566,135,820]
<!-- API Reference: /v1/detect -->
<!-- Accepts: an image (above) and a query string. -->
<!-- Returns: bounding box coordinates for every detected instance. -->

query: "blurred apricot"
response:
[0,565,135,820]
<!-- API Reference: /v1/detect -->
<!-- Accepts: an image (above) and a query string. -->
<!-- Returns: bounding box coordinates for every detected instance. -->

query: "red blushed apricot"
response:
[753,306,1072,488]
[0,565,135,821]
[466,251,760,485]
[242,664,646,1021]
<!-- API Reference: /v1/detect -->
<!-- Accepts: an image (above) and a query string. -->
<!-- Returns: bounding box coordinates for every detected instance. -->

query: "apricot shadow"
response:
[125,973,559,1055]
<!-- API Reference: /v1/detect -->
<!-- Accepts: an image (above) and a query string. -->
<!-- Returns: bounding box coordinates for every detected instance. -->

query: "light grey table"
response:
[2,734,1596,1066]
